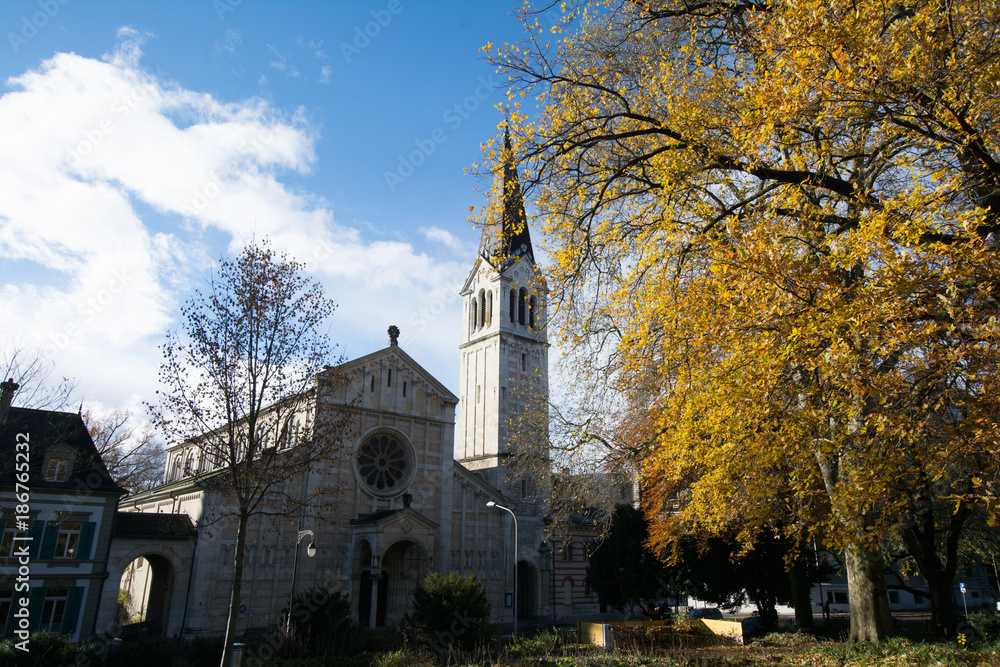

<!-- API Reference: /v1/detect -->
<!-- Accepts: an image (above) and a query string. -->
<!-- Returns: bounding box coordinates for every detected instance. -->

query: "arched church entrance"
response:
[380,540,427,626]
[356,539,427,627]
[517,560,536,620]
[119,554,175,637]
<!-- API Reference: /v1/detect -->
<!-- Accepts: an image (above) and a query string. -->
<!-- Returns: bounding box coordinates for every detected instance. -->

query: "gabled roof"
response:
[0,407,126,495]
[330,343,458,404]
[452,460,506,504]
[477,129,534,271]
[349,507,437,530]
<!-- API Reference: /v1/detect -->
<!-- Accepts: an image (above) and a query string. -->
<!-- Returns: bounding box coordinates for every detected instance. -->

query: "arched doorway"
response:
[119,554,175,637]
[517,560,536,620]
[380,540,427,626]
[356,539,428,627]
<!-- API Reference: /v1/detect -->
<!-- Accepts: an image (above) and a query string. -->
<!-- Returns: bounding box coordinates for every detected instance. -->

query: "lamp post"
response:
[286,527,316,637]
[487,501,517,638]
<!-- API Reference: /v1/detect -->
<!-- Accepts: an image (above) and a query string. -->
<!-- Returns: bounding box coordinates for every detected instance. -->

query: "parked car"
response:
[688,607,724,620]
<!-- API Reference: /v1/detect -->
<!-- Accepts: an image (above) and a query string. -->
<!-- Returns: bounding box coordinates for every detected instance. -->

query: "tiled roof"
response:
[0,406,126,495]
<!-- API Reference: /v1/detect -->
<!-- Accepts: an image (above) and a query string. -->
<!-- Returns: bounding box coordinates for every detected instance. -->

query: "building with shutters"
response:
[0,379,126,642]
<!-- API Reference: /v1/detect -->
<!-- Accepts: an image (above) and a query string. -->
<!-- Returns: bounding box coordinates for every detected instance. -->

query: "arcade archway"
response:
[119,554,175,637]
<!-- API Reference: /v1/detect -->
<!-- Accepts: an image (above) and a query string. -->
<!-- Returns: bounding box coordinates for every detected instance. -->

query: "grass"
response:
[428,626,1000,666]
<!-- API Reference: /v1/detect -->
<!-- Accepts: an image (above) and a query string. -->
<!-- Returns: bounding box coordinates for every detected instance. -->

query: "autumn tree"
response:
[489,0,1000,641]
[82,409,165,495]
[151,241,351,667]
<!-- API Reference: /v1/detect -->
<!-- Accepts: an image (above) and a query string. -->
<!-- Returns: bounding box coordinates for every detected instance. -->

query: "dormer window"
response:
[43,447,73,482]
[45,458,69,481]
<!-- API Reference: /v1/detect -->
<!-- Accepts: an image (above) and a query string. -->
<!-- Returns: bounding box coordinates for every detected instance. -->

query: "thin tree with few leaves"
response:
[151,241,352,667]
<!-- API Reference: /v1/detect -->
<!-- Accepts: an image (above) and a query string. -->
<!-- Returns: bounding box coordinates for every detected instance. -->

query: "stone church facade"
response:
[110,141,600,640]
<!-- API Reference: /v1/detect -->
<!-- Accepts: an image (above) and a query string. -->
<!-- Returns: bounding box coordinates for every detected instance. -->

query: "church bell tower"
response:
[456,130,549,499]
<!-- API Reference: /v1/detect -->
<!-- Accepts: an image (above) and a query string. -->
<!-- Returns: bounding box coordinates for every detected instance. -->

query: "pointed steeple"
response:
[478,127,534,269]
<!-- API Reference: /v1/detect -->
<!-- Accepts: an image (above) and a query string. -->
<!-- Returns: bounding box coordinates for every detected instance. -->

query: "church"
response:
[105,137,602,641]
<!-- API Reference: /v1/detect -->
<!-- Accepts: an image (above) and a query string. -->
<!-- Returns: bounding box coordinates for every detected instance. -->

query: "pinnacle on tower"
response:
[478,127,534,269]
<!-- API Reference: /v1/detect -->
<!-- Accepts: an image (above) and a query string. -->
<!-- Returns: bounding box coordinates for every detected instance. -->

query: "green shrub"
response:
[362,626,407,654]
[0,632,101,667]
[966,612,1000,641]
[283,586,360,658]
[508,629,567,657]
[408,572,493,653]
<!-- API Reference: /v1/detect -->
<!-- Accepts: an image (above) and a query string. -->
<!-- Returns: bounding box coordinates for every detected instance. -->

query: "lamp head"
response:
[486,501,496,508]
[306,542,317,558]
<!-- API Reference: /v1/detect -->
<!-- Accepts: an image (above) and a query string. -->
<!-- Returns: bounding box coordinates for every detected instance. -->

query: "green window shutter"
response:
[61,587,84,638]
[27,520,44,559]
[27,588,45,632]
[76,522,96,560]
[4,593,20,637]
[39,521,59,560]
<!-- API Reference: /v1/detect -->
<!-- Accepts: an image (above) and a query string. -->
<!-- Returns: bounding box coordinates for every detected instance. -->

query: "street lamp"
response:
[487,501,518,638]
[286,527,316,637]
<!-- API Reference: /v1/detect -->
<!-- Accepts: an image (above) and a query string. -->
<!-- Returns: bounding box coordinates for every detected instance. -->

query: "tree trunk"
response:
[845,544,894,642]
[789,558,814,631]
[899,492,968,638]
[753,590,779,631]
[220,510,249,667]
[926,572,957,638]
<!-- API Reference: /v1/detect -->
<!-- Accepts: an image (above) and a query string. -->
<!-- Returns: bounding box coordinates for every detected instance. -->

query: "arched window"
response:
[486,290,493,326]
[282,414,299,448]
[563,542,574,561]
[471,299,478,335]
[478,289,486,328]
[171,455,182,482]
[184,450,195,475]
[529,295,536,328]
[563,578,574,606]
[509,289,516,322]
[518,288,527,325]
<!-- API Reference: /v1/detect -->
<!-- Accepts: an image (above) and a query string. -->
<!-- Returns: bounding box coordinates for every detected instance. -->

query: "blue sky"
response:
[0,1,551,419]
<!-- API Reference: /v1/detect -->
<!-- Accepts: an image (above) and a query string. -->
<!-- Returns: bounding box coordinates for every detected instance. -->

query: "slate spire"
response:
[478,127,534,269]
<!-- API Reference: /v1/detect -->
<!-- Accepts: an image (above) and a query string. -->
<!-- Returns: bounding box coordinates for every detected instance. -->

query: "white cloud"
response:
[421,226,468,253]
[266,44,300,78]
[216,29,242,55]
[319,65,332,84]
[0,31,466,411]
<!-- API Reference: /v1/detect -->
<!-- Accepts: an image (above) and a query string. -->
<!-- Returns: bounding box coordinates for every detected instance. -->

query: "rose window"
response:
[356,433,413,497]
